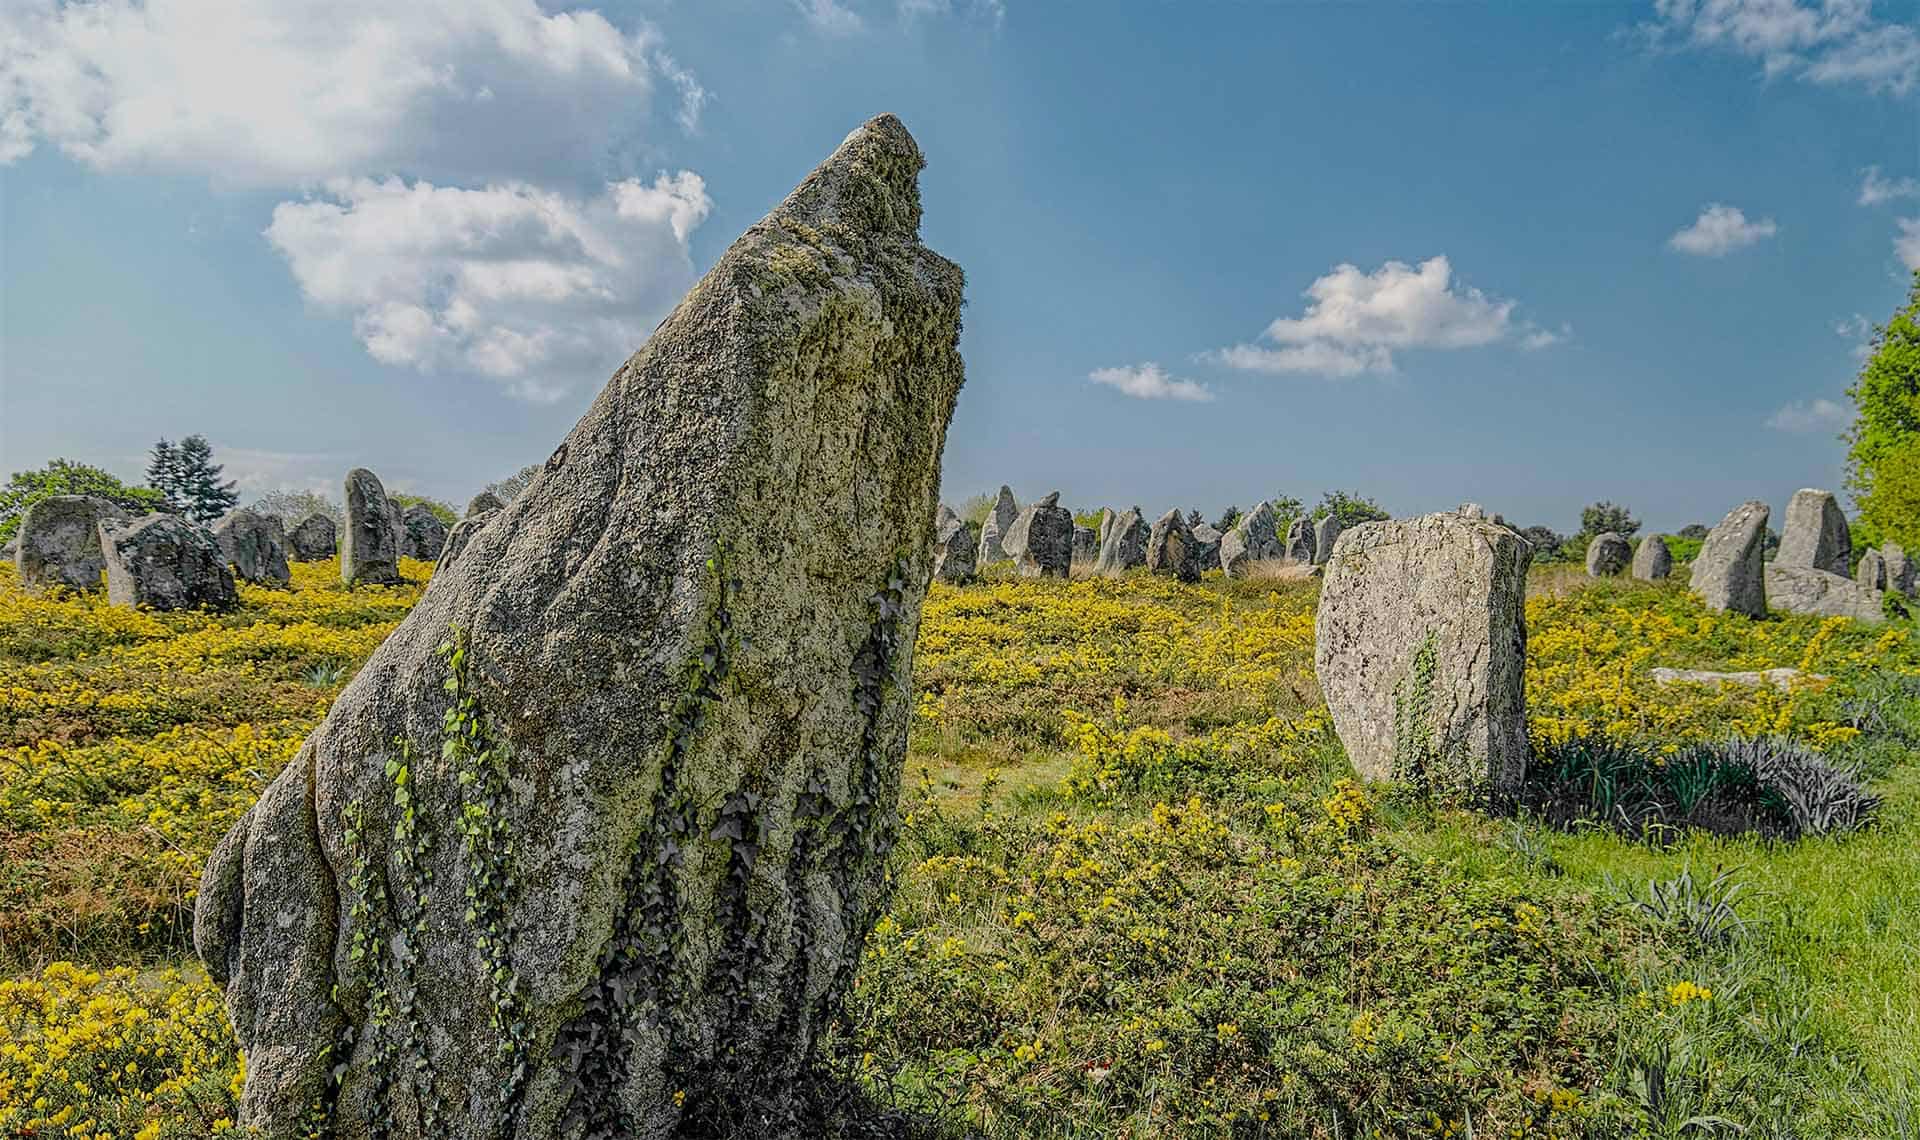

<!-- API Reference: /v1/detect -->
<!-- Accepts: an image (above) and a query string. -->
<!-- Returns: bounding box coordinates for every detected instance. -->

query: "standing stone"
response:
[1284,516,1315,564]
[438,510,497,572]
[1856,548,1888,590]
[193,114,965,1140]
[1071,524,1098,566]
[1776,489,1851,575]
[214,509,292,587]
[14,495,127,590]
[1145,509,1200,582]
[1095,507,1116,549]
[466,491,506,518]
[1220,500,1283,578]
[933,517,977,583]
[1312,515,1342,566]
[1690,501,1769,618]
[1765,563,1886,622]
[1190,523,1223,575]
[401,505,450,562]
[99,514,238,612]
[1631,535,1672,581]
[1883,542,1916,597]
[1094,507,1148,575]
[976,485,1019,564]
[1314,511,1530,794]
[342,470,404,585]
[1002,491,1072,579]
[934,502,960,534]
[287,513,338,561]
[1585,532,1631,577]
[386,496,409,563]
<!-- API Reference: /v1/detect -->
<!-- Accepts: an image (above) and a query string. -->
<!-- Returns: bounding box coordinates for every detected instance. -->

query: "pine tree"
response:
[148,435,238,522]
[147,440,182,513]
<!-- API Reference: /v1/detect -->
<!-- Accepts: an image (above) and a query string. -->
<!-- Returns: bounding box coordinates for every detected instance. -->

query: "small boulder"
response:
[287,512,338,561]
[99,514,238,612]
[1312,515,1342,566]
[466,491,505,518]
[976,485,1019,564]
[214,510,291,587]
[1585,532,1631,577]
[933,516,978,583]
[1689,501,1769,618]
[342,469,404,585]
[1094,507,1148,575]
[1003,491,1072,578]
[1776,488,1851,575]
[1764,564,1886,623]
[1284,516,1315,564]
[1857,548,1888,590]
[14,495,127,590]
[1145,509,1200,582]
[1631,535,1672,581]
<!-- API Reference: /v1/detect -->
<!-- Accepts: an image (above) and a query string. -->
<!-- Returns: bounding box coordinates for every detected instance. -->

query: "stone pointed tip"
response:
[784,113,930,241]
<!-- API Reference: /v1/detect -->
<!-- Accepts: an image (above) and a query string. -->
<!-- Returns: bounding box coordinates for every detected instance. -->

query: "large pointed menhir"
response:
[194,115,965,1139]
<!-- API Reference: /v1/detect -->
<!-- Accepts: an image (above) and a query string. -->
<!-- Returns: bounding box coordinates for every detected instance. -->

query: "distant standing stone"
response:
[1776,488,1851,575]
[1585,532,1631,577]
[401,505,449,562]
[1284,516,1315,564]
[1856,548,1888,590]
[1312,515,1341,566]
[342,469,404,585]
[287,512,337,561]
[99,514,238,612]
[1095,507,1116,549]
[1071,524,1098,565]
[14,495,126,590]
[1094,507,1148,575]
[1690,501,1769,617]
[465,491,505,518]
[1883,542,1916,597]
[1190,523,1222,575]
[1631,534,1672,581]
[976,485,1019,564]
[932,516,978,583]
[1220,500,1283,579]
[935,502,960,535]
[1146,509,1200,582]
[213,509,291,587]
[1315,509,1531,794]
[1003,491,1072,578]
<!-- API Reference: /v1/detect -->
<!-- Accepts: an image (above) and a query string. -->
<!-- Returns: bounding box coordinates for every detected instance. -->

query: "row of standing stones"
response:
[933,487,1345,584]
[6,469,492,610]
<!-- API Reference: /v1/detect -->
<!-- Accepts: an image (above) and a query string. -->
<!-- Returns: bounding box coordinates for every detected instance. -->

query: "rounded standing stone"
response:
[1690,501,1769,617]
[341,469,403,585]
[14,495,127,590]
[1630,534,1672,581]
[1585,532,1631,577]
[99,514,238,612]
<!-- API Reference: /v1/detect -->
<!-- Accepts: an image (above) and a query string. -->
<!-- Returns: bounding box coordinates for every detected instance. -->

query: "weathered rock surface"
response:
[195,114,965,1140]
[467,491,506,518]
[934,503,959,534]
[342,469,403,585]
[215,509,292,587]
[1311,515,1341,566]
[1884,542,1916,597]
[287,512,338,561]
[1071,524,1098,565]
[1631,535,1672,581]
[1190,523,1222,575]
[1095,507,1116,549]
[1765,564,1886,622]
[933,516,977,583]
[1857,549,1888,590]
[1776,489,1851,575]
[14,495,126,590]
[1220,500,1283,578]
[438,510,497,571]
[1003,491,1072,579]
[1094,507,1147,575]
[1651,666,1827,691]
[1314,511,1530,794]
[401,505,450,562]
[100,514,238,612]
[1284,516,1314,564]
[1690,501,1769,618]
[976,485,1018,564]
[1585,532,1631,577]
[1145,510,1200,582]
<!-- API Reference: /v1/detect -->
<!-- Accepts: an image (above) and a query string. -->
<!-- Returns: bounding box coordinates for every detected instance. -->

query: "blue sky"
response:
[3,0,1917,534]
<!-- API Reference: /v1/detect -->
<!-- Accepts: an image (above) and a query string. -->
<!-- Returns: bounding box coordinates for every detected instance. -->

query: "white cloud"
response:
[265,172,712,401]
[1668,203,1778,255]
[1643,0,1920,95]
[1766,397,1851,433]
[0,0,693,187]
[898,0,1006,24]
[1897,217,1920,270]
[1836,313,1876,360]
[1088,363,1215,402]
[795,0,866,36]
[1213,256,1550,377]
[1859,165,1920,206]
[214,446,353,498]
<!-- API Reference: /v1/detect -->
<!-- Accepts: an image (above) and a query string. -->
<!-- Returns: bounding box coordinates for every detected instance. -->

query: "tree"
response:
[149,435,238,523]
[483,463,544,504]
[1186,508,1205,530]
[957,492,994,527]
[390,492,457,528]
[1677,523,1711,540]
[1518,525,1564,561]
[0,459,166,542]
[1845,270,1920,552]
[248,490,342,527]
[1312,490,1390,529]
[1215,505,1243,531]
[1579,501,1640,538]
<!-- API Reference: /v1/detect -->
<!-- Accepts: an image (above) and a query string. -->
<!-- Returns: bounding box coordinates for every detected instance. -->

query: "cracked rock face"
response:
[1314,511,1531,795]
[194,114,965,1140]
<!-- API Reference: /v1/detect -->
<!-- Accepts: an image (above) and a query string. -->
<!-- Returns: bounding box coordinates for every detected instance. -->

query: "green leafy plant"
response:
[0,458,166,542]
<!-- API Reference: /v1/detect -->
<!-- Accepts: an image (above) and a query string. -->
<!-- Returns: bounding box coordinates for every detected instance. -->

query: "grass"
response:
[2,560,1918,1137]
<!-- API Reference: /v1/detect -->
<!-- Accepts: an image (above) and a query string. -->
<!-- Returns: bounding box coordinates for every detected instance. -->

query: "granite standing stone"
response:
[976,485,1019,564]
[1856,548,1888,590]
[194,114,966,1140]
[438,510,497,571]
[1095,507,1116,549]
[214,509,292,587]
[1220,500,1283,578]
[342,470,404,585]
[14,495,127,590]
[1883,542,1916,598]
[287,512,338,561]
[1314,510,1531,794]
[1190,523,1223,575]
[1765,563,1886,622]
[1094,507,1148,575]
[1585,532,1632,577]
[1284,516,1315,564]
[1145,509,1200,582]
[1071,524,1098,565]
[1690,501,1769,618]
[401,505,450,562]
[932,516,977,583]
[1776,488,1851,575]
[1312,515,1342,566]
[99,514,238,612]
[1631,535,1672,581]
[1002,491,1072,578]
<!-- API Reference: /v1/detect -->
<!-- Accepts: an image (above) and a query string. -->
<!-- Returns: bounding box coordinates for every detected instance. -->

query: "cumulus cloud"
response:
[794,0,865,36]
[1668,204,1778,255]
[1766,397,1851,433]
[1897,218,1920,270]
[1836,313,1876,360]
[265,172,712,402]
[1088,363,1215,402]
[1642,0,1920,95]
[1859,165,1920,206]
[1213,256,1551,377]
